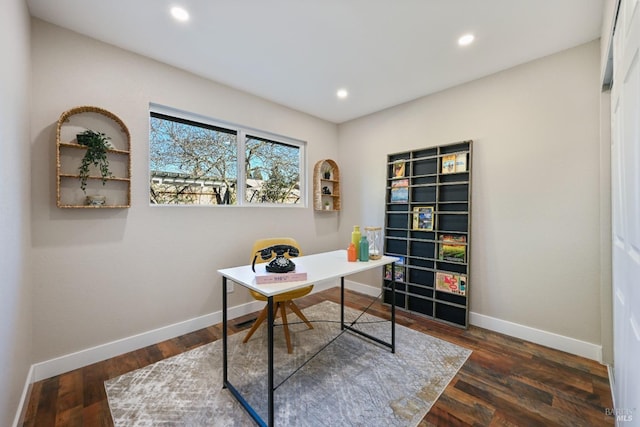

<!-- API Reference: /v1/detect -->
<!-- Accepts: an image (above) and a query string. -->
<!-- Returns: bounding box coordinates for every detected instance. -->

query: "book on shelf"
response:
[441,154,456,174]
[392,160,406,178]
[435,272,466,296]
[390,179,409,203]
[384,256,405,282]
[438,234,467,263]
[412,206,434,231]
[455,153,467,172]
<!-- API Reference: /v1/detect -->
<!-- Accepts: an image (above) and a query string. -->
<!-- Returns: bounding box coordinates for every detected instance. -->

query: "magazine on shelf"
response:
[384,256,405,282]
[438,234,467,263]
[435,272,466,296]
[455,153,467,172]
[442,153,467,173]
[441,154,456,174]
[390,179,409,203]
[392,160,406,178]
[412,206,434,231]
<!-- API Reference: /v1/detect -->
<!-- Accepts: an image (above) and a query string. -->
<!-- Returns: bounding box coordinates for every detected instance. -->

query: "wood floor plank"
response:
[420,404,473,427]
[81,362,107,408]
[429,385,495,425]
[54,405,82,427]
[461,358,556,408]
[21,287,615,426]
[156,338,182,359]
[81,400,112,427]
[132,343,164,367]
[22,380,42,427]
[55,370,83,414]
[32,377,59,427]
[454,379,555,427]
[552,395,613,426]
[512,356,596,394]
[593,373,616,408]
[104,352,140,379]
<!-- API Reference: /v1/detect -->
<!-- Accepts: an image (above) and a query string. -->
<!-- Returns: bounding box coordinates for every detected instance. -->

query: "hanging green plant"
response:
[76,130,113,192]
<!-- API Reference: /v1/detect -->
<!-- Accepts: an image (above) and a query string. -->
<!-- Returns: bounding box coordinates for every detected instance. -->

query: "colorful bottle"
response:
[359,235,369,262]
[347,242,357,262]
[351,226,361,257]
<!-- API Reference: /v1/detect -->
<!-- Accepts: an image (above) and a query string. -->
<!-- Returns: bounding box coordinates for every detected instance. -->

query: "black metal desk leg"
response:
[221,279,267,426]
[267,296,274,427]
[222,277,228,386]
[340,277,345,330]
[391,262,396,353]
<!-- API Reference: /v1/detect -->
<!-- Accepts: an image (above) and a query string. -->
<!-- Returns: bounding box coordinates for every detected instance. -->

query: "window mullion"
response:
[236,129,247,205]
[300,144,307,207]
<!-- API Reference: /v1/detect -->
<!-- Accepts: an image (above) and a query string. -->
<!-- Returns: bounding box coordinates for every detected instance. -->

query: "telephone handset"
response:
[252,245,300,273]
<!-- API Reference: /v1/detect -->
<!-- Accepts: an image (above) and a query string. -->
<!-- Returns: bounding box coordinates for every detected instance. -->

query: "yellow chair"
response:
[243,237,314,353]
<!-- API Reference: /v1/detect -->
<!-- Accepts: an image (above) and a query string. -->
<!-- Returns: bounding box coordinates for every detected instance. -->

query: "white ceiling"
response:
[26,0,604,123]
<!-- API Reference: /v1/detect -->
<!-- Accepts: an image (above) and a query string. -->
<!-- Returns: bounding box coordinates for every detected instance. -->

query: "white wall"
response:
[338,41,603,348]
[30,19,341,364]
[0,0,32,425]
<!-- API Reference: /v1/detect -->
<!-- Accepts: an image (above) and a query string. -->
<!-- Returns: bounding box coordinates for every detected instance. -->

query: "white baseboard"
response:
[348,282,603,362]
[31,279,342,382]
[607,364,616,409]
[469,312,603,362]
[19,280,602,423]
[343,280,383,297]
[32,298,265,382]
[312,278,380,297]
[12,365,34,427]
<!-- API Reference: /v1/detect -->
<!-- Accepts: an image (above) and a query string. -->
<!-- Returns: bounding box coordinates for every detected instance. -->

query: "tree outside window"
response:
[245,136,300,204]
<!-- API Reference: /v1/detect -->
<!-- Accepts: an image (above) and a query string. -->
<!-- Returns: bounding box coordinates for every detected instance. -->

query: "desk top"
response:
[218,250,399,297]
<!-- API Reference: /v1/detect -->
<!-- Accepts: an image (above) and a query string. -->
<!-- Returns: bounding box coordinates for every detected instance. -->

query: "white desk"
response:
[218,250,399,427]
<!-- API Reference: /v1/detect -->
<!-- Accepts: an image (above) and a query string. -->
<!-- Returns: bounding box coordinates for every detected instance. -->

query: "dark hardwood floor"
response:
[22,288,614,426]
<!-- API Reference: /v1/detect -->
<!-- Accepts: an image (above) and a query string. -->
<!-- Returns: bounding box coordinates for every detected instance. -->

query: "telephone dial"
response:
[252,245,300,273]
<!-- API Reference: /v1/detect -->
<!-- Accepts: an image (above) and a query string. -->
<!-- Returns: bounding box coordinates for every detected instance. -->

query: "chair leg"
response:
[243,300,302,353]
[279,302,293,354]
[287,300,314,330]
[243,305,268,344]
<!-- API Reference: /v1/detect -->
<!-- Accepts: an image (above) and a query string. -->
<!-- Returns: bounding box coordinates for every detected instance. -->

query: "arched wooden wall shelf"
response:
[56,105,131,208]
[313,159,340,211]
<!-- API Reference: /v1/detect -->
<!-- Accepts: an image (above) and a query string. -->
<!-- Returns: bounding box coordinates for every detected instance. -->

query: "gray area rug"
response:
[105,301,471,426]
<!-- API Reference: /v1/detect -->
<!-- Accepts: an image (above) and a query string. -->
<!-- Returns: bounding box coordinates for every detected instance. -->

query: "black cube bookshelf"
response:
[383,140,472,328]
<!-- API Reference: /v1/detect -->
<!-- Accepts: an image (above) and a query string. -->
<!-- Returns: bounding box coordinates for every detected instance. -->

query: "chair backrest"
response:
[250,237,303,265]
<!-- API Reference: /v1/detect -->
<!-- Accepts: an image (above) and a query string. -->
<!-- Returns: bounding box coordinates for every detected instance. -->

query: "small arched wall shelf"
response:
[313,159,340,211]
[56,106,131,208]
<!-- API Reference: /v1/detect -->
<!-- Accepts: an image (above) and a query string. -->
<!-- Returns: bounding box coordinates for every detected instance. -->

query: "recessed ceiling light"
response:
[336,89,348,99]
[170,6,190,22]
[458,34,475,46]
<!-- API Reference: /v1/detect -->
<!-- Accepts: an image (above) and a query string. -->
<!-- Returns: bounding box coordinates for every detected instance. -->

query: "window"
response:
[149,106,305,206]
[245,136,301,204]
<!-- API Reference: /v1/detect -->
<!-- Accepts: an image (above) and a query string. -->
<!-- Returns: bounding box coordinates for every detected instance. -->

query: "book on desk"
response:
[253,264,308,284]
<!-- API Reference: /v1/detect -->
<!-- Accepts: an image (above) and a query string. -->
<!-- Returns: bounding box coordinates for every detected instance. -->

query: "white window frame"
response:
[149,103,307,207]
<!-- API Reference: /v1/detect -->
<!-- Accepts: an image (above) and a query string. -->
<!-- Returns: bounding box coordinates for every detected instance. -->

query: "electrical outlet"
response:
[226,282,234,293]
